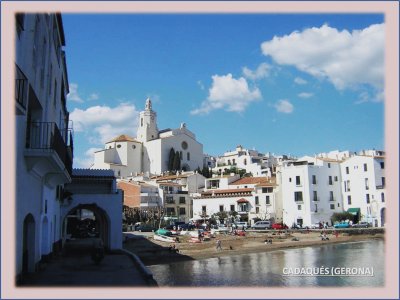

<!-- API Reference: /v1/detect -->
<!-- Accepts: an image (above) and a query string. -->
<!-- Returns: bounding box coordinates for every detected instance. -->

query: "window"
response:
[296,176,301,186]
[44,200,47,214]
[381,193,385,202]
[262,187,273,193]
[330,204,335,210]
[337,203,340,207]
[328,176,333,185]
[328,163,331,168]
[16,13,25,38]
[294,191,303,202]
[344,180,351,192]
[347,195,351,205]
[380,162,385,169]
[166,196,174,204]
[132,145,136,149]
[202,206,207,213]
[166,207,175,215]
[313,191,318,201]
[289,178,292,182]
[53,80,57,106]
[244,159,247,165]
[266,196,270,205]
[256,207,259,213]
[179,207,186,215]
[382,177,385,187]
[366,194,370,204]
[255,196,259,205]
[346,167,349,174]
[187,152,190,161]
[117,144,121,148]
[141,118,143,126]
[232,159,236,165]
[297,205,302,210]
[334,176,338,182]
[219,205,224,212]
[312,175,317,184]
[314,204,318,213]
[365,178,369,190]
[230,205,235,212]
[363,163,368,171]
[179,197,186,204]
[181,141,188,150]
[329,191,334,201]
[228,160,231,165]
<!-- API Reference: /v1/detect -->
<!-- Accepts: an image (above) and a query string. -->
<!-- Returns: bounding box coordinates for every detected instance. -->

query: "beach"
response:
[123,230,384,266]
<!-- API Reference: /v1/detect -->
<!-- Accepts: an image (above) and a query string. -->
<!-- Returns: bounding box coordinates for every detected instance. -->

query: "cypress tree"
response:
[173,151,181,171]
[168,148,175,171]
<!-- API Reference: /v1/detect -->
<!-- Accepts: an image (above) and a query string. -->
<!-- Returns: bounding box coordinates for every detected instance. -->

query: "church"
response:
[92,98,204,177]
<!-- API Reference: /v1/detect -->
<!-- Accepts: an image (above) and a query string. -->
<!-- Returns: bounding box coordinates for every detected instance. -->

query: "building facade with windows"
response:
[280,157,343,228]
[15,13,73,280]
[340,151,386,227]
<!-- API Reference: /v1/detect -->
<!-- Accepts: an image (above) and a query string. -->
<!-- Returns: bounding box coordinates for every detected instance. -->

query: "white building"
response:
[15,13,73,280]
[280,156,343,228]
[93,98,204,176]
[213,145,274,177]
[340,151,386,227]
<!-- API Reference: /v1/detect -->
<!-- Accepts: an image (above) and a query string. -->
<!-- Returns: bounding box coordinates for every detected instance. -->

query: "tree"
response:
[331,212,355,223]
[168,148,175,171]
[173,151,181,171]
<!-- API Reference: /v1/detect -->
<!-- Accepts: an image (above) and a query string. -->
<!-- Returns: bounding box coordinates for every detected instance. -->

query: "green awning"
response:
[347,208,361,215]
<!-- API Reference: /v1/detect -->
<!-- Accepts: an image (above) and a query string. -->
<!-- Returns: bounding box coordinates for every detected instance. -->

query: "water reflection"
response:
[149,240,384,287]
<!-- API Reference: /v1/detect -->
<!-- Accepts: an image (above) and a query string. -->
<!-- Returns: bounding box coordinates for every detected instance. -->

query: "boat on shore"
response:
[154,229,177,243]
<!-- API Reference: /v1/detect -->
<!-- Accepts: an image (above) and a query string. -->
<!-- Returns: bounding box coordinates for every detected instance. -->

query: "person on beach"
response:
[216,239,222,251]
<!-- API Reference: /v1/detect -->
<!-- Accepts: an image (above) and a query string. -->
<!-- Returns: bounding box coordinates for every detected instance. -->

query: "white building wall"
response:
[193,196,253,220]
[341,155,386,226]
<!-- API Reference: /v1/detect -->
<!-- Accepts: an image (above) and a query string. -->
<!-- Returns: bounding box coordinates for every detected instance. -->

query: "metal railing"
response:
[26,122,73,175]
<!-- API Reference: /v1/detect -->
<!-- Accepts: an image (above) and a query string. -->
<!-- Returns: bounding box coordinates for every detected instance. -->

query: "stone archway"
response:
[22,214,36,273]
[63,204,111,249]
[380,208,385,227]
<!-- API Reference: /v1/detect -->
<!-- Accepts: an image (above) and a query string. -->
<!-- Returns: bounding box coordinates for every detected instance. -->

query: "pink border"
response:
[1,1,398,299]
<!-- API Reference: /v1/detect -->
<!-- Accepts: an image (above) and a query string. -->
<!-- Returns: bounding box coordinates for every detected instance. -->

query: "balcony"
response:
[24,122,73,187]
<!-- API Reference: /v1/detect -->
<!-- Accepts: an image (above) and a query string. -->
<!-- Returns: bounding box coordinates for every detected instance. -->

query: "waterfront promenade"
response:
[19,239,156,287]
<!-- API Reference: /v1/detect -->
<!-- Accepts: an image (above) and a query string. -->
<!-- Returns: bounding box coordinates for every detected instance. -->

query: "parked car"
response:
[252,221,271,230]
[233,222,248,229]
[311,223,323,229]
[352,221,371,228]
[136,225,155,232]
[334,222,350,229]
[271,223,288,230]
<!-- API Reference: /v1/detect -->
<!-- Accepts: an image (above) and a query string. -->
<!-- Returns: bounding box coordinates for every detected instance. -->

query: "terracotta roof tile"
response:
[107,134,139,143]
[231,177,274,185]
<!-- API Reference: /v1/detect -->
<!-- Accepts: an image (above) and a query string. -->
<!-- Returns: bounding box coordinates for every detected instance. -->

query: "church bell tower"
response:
[137,98,159,142]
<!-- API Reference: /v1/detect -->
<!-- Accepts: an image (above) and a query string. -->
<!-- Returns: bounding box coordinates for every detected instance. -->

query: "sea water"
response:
[148,239,384,287]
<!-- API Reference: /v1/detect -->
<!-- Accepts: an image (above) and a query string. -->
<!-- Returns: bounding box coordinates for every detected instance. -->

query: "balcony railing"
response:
[26,122,73,175]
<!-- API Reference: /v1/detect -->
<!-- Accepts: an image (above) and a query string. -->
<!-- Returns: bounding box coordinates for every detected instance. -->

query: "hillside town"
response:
[14,13,386,286]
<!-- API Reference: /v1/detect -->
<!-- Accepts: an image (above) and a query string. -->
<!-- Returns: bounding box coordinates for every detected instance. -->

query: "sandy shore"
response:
[123,230,384,266]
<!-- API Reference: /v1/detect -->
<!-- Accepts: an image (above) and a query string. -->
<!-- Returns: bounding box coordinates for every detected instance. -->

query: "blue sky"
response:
[62,13,385,168]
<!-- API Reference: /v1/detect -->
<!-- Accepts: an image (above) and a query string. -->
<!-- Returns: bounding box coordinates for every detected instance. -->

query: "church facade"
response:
[92,98,204,177]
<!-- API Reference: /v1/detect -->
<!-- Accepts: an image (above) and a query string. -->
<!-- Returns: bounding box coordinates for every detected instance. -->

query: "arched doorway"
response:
[63,204,110,249]
[22,214,36,273]
[380,208,385,227]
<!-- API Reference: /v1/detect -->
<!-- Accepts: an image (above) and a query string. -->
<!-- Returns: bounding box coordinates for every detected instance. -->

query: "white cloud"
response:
[261,23,384,92]
[74,147,102,168]
[274,99,294,114]
[242,62,271,80]
[294,77,307,85]
[87,93,99,101]
[70,102,139,144]
[67,83,84,103]
[298,92,314,99]
[191,74,262,115]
